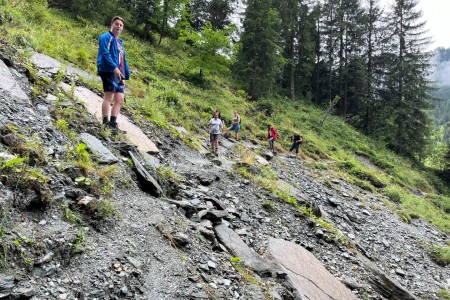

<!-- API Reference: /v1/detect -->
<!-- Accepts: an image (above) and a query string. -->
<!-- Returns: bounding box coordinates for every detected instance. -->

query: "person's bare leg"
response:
[101,92,115,120]
[110,92,124,118]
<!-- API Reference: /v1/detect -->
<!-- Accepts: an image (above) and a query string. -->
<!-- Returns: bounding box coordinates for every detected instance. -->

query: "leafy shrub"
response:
[384,186,402,203]
[254,99,273,117]
[426,244,450,266]
[427,194,450,213]
[397,210,411,223]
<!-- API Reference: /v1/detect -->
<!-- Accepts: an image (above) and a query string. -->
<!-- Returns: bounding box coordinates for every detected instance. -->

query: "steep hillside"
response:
[0,3,449,300]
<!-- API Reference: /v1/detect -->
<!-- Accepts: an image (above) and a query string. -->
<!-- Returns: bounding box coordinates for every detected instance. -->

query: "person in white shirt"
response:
[208,111,224,156]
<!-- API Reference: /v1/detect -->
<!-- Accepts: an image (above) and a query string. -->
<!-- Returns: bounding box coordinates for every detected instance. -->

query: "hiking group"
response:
[207,110,303,157]
[97,16,304,156]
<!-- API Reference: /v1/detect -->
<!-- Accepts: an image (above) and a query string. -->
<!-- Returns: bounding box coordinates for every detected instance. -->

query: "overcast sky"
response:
[381,0,449,50]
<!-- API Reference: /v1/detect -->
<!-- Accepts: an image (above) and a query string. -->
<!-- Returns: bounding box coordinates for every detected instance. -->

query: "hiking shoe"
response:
[108,122,126,134]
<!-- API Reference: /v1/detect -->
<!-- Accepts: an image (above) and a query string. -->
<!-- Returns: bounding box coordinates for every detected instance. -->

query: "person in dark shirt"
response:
[289,131,303,156]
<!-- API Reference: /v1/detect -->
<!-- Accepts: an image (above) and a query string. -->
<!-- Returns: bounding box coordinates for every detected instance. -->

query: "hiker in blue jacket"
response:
[97,16,130,131]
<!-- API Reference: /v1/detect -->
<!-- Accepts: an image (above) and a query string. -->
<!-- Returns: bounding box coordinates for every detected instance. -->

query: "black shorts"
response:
[210,133,220,142]
[99,72,124,93]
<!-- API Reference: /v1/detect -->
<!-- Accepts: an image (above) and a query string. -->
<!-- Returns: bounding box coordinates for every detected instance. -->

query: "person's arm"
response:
[98,34,118,72]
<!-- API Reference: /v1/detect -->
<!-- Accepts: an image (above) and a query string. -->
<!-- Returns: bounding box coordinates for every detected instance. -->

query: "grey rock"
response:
[0,274,14,293]
[129,151,162,197]
[358,253,420,300]
[214,224,272,276]
[141,152,161,168]
[32,264,57,278]
[240,212,250,222]
[199,227,215,241]
[202,196,227,210]
[34,251,54,265]
[79,133,118,164]
[0,60,29,103]
[202,210,229,224]
[66,65,99,82]
[172,232,190,247]
[264,238,357,300]
[207,261,216,269]
[30,53,61,74]
[11,287,35,298]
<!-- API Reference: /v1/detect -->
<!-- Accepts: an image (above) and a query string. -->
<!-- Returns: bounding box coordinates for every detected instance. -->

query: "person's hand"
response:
[114,68,123,78]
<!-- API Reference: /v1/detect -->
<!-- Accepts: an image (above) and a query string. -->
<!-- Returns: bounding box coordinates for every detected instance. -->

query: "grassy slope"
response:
[1,2,449,233]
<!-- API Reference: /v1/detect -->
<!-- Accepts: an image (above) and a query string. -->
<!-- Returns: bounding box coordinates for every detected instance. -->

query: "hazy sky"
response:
[381,0,449,49]
[416,0,450,49]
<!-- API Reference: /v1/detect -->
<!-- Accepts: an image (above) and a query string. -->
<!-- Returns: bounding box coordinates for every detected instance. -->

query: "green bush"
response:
[384,186,402,203]
[427,244,450,266]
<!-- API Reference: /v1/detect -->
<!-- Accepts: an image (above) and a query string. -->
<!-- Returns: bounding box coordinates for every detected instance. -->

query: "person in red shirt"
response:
[266,124,278,153]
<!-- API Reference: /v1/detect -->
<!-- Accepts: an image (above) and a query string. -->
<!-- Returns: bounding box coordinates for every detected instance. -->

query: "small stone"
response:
[235,228,248,236]
[207,261,216,269]
[314,229,324,238]
[198,264,209,272]
[120,286,129,294]
[395,268,406,276]
[209,283,218,289]
[39,220,47,225]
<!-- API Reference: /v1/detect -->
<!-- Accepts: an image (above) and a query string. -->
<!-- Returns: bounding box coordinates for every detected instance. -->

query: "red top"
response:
[116,39,124,72]
[267,127,278,140]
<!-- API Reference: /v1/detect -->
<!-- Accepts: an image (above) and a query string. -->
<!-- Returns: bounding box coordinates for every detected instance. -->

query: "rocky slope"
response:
[0,42,449,300]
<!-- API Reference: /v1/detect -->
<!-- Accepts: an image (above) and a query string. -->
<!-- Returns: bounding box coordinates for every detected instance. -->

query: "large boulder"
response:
[264,238,358,300]
[214,224,273,276]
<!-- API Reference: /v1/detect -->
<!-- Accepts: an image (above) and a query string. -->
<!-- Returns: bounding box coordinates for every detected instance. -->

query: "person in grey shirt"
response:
[208,111,224,156]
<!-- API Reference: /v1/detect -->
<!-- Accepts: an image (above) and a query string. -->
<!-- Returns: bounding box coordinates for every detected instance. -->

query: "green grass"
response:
[426,244,450,266]
[1,1,449,233]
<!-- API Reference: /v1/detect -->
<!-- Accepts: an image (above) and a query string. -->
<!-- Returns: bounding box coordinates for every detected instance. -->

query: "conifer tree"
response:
[272,0,315,100]
[384,0,432,157]
[234,0,284,99]
[188,0,234,31]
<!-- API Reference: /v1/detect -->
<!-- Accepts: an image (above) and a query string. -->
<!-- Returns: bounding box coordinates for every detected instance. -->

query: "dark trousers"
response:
[290,143,299,153]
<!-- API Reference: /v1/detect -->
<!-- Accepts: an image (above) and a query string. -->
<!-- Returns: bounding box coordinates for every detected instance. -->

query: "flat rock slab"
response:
[129,151,162,197]
[66,65,100,82]
[264,238,358,300]
[59,83,159,154]
[357,253,420,300]
[30,53,61,74]
[79,133,118,164]
[214,224,272,275]
[0,60,29,103]
[255,154,269,166]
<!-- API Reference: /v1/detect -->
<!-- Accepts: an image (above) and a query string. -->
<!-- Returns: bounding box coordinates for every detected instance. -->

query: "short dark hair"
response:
[111,16,125,25]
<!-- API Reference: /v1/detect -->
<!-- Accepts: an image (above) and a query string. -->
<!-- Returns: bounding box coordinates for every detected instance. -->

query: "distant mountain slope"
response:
[431,48,450,142]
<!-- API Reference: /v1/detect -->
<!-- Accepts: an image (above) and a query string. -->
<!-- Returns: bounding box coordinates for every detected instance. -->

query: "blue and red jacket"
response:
[97,31,130,80]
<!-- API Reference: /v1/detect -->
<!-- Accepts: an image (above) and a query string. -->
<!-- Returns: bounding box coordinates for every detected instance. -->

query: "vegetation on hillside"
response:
[0,0,449,234]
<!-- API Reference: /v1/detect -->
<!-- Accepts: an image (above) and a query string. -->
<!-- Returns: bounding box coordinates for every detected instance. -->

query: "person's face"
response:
[214,112,219,118]
[234,111,237,116]
[111,19,124,36]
